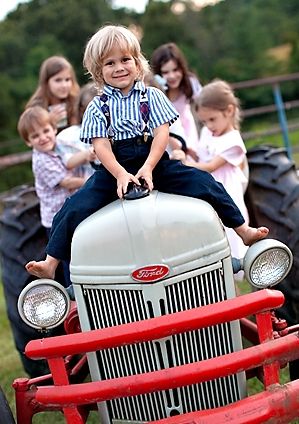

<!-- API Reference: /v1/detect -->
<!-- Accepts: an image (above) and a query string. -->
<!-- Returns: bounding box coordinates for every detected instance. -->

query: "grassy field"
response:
[0,275,99,423]
[0,283,24,420]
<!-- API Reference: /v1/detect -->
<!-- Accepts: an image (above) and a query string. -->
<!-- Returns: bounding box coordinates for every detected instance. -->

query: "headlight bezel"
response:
[243,239,293,289]
[18,279,71,330]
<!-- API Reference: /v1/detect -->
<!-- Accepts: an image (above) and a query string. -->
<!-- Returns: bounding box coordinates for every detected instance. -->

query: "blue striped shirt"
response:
[80,80,179,144]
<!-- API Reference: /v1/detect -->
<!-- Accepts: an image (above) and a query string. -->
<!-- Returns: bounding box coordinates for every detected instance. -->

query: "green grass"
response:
[244,125,299,153]
[0,162,34,193]
[0,282,23,418]
[0,282,99,423]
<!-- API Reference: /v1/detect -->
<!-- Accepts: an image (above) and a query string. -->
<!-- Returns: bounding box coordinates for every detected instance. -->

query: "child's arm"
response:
[185,155,226,172]
[186,147,199,162]
[65,148,96,170]
[59,176,86,191]
[135,123,169,190]
[92,137,140,199]
[168,136,183,151]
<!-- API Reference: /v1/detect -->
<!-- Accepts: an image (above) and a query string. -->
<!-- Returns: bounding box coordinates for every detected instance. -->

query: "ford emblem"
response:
[131,265,170,282]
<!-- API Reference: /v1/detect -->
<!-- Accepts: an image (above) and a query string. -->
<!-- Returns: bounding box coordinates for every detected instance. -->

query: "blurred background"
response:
[1,0,299,151]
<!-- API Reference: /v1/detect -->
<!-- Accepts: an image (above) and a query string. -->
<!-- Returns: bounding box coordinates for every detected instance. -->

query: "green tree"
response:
[1,0,299,142]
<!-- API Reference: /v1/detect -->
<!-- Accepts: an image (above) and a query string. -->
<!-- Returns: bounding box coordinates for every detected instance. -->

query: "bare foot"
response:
[25,255,59,279]
[235,224,269,246]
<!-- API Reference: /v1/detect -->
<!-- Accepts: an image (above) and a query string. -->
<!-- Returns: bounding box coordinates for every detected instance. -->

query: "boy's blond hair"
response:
[83,24,150,90]
[195,79,241,130]
[18,106,54,143]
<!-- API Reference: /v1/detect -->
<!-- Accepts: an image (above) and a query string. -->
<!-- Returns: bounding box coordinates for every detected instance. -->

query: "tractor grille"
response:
[82,263,242,422]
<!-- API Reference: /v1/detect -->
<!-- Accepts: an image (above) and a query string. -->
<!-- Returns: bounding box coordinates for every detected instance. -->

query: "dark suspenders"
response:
[99,89,150,144]
[139,90,150,142]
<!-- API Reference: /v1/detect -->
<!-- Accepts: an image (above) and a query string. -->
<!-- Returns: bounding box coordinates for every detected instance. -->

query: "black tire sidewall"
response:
[245,145,299,324]
[0,387,15,424]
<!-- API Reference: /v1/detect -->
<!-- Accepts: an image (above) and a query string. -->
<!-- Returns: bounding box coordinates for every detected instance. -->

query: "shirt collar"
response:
[33,148,57,157]
[103,80,146,97]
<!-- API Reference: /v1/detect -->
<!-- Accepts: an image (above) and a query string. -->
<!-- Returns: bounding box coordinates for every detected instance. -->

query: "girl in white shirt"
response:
[183,79,249,261]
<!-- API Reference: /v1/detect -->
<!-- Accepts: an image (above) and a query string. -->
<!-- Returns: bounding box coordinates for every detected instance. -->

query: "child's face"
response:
[160,59,183,91]
[48,68,73,101]
[26,122,57,152]
[197,106,234,137]
[102,46,140,95]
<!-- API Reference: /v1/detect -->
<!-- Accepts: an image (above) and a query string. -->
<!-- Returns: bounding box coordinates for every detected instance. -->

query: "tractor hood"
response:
[70,191,230,284]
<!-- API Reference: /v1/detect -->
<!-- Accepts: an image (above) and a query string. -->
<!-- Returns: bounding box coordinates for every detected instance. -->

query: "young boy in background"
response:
[18,105,87,284]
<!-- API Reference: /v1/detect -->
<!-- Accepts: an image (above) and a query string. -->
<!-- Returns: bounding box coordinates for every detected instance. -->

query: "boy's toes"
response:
[258,227,269,238]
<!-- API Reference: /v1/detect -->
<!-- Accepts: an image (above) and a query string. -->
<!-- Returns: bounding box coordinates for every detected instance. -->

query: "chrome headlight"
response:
[18,279,70,330]
[243,239,293,289]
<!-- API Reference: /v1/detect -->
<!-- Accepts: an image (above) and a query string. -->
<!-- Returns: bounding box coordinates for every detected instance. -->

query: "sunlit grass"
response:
[0,282,99,423]
[0,281,24,420]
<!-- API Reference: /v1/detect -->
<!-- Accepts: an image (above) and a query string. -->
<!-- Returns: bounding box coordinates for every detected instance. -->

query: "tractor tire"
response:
[245,145,299,325]
[0,185,65,378]
[0,386,15,424]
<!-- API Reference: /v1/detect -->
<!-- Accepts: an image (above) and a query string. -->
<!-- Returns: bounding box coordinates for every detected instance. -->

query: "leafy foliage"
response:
[0,0,299,141]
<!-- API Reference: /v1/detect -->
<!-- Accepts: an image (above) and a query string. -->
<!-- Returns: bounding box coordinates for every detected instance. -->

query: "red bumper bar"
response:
[34,331,299,406]
[26,289,284,359]
[151,379,299,424]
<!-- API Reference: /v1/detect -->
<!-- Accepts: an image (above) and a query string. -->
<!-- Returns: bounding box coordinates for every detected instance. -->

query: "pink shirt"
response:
[198,127,249,259]
[172,94,199,154]
[171,75,202,158]
[198,127,248,198]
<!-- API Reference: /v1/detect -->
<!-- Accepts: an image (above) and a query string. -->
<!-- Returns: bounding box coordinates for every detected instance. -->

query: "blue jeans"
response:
[48,137,244,261]
[46,227,71,286]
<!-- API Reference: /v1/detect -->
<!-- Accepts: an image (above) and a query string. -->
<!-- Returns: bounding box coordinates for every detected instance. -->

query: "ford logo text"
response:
[131,265,170,282]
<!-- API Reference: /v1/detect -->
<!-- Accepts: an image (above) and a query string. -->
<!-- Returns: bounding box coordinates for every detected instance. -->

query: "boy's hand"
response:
[87,147,97,162]
[116,171,140,199]
[185,147,199,162]
[170,149,186,162]
[48,104,67,126]
[135,165,153,191]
